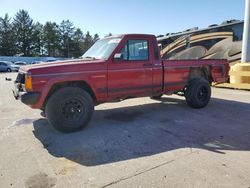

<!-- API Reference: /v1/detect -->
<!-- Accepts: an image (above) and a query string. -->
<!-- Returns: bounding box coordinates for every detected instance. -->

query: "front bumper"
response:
[12,82,40,105]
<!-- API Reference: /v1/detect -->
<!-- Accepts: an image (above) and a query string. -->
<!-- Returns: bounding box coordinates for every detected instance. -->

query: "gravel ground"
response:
[0,72,250,188]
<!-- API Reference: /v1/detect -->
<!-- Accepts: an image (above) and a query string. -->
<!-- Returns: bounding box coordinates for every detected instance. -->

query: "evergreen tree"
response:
[59,20,75,57]
[82,31,93,53]
[93,33,100,43]
[31,22,44,56]
[71,28,84,57]
[0,10,103,58]
[12,10,35,56]
[0,14,15,56]
[43,22,61,57]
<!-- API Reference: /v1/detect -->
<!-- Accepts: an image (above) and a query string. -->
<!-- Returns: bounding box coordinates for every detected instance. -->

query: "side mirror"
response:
[114,53,123,60]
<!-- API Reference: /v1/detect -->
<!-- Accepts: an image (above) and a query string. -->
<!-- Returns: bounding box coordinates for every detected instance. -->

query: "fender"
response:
[30,71,107,109]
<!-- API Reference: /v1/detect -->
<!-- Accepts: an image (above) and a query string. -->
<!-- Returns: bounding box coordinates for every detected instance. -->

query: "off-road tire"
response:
[185,78,211,108]
[45,87,94,133]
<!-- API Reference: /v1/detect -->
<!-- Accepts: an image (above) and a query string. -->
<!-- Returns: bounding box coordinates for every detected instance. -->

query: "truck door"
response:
[107,38,153,99]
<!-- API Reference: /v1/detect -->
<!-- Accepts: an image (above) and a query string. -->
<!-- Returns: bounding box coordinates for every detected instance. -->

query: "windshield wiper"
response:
[82,56,99,60]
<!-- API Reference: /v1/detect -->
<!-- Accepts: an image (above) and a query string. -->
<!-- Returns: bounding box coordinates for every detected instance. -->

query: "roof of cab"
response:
[104,34,155,39]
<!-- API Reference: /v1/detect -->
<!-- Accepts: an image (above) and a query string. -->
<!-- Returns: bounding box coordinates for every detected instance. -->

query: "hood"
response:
[20,58,106,75]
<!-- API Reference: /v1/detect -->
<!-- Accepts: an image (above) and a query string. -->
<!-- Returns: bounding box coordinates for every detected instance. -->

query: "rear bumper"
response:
[213,76,230,83]
[12,83,40,105]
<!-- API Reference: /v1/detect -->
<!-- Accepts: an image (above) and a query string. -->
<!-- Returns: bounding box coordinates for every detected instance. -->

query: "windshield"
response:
[82,37,121,60]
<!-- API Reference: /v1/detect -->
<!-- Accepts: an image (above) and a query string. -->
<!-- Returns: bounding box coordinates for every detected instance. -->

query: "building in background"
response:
[157,20,243,65]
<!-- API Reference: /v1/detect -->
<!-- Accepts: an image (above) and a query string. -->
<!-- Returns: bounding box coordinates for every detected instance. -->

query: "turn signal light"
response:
[25,73,33,91]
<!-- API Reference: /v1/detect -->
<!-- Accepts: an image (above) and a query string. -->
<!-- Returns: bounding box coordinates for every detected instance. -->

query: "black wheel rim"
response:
[61,98,86,121]
[197,86,208,102]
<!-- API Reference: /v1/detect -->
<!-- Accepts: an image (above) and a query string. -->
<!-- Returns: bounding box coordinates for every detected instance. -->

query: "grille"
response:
[16,73,25,84]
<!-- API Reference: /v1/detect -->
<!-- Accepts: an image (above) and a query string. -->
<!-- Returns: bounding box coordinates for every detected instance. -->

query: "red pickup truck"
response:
[13,34,229,133]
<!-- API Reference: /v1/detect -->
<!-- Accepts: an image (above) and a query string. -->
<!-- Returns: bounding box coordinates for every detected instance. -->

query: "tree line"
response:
[0,10,100,58]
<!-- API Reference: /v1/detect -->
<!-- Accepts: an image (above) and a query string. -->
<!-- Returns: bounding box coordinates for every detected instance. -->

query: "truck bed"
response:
[162,59,230,92]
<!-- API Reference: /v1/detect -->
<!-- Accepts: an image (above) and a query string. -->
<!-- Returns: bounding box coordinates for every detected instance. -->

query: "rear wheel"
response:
[185,78,211,108]
[7,68,11,72]
[45,87,94,133]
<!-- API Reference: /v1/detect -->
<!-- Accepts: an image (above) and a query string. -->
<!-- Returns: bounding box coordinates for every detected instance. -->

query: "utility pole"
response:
[242,0,250,62]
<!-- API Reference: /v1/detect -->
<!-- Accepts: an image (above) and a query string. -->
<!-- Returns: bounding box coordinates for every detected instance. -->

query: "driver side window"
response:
[120,40,149,61]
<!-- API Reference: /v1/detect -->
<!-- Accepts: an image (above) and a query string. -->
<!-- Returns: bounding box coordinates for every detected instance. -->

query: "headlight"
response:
[25,73,33,91]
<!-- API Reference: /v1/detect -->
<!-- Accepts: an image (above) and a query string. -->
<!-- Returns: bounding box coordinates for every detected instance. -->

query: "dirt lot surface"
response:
[0,73,250,188]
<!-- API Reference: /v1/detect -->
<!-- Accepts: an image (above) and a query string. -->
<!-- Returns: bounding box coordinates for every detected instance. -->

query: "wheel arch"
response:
[42,80,96,110]
[188,65,212,84]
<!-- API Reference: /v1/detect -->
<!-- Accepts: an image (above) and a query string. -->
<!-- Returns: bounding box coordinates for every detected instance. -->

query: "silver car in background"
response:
[0,61,14,72]
[10,61,27,72]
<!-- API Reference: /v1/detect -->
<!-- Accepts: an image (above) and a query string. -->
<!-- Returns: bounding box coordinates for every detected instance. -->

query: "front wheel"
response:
[185,78,211,108]
[7,68,11,72]
[45,87,94,133]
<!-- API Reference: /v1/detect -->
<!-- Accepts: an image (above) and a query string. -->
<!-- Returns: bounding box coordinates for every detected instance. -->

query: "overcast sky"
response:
[0,0,245,37]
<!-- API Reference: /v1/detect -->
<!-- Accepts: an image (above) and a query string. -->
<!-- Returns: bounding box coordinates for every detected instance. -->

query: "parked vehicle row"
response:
[0,59,58,72]
[0,61,26,72]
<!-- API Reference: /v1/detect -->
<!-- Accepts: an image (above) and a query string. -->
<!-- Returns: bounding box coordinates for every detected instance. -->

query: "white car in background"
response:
[11,61,27,72]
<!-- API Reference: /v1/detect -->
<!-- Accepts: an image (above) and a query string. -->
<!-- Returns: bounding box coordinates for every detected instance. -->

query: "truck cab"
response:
[105,34,163,100]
